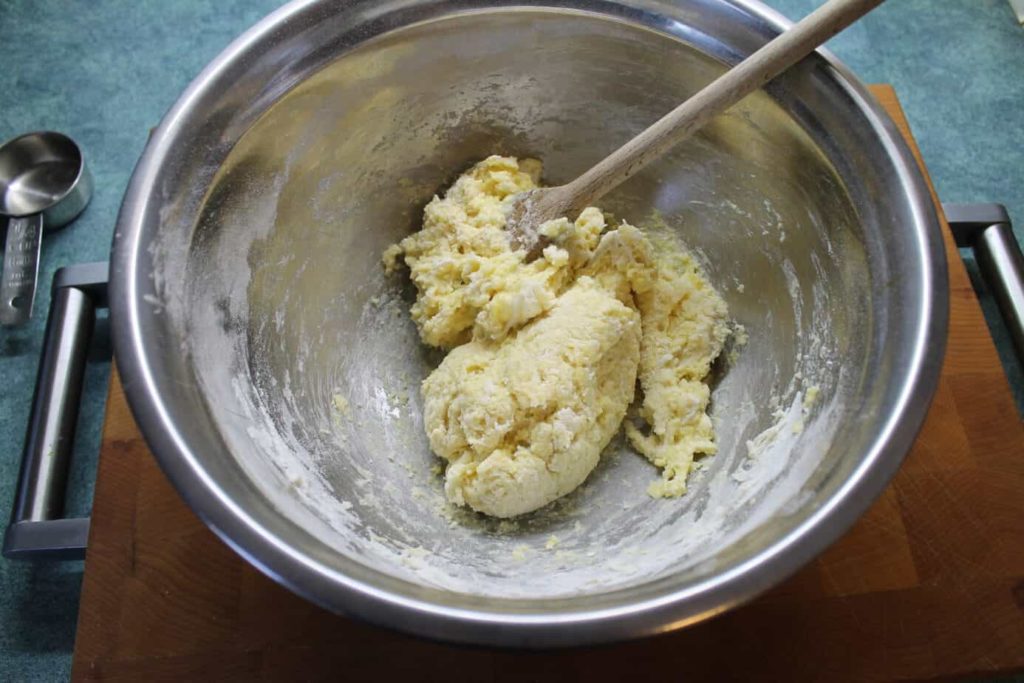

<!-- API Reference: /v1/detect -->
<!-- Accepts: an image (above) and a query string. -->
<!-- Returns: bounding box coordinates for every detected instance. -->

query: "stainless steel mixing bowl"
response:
[110,0,947,646]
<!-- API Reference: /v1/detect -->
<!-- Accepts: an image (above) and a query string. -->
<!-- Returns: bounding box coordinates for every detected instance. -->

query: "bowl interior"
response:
[145,5,917,610]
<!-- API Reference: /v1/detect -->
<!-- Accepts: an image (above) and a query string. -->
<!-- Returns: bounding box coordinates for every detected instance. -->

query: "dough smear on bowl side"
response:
[383,155,729,517]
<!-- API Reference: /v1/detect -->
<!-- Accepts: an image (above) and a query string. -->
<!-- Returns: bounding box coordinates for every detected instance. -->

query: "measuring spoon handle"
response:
[0,213,45,326]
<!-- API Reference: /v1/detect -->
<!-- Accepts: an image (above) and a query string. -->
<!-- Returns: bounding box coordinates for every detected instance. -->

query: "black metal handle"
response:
[3,261,108,560]
[944,204,1024,366]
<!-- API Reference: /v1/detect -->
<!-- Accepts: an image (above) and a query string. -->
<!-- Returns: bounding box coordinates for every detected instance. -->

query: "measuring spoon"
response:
[0,131,92,326]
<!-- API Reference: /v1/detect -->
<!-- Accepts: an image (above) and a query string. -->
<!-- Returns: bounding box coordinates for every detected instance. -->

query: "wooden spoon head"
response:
[504,186,569,261]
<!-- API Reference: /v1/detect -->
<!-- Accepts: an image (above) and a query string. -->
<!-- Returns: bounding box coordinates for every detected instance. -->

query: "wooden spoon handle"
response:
[560,0,884,214]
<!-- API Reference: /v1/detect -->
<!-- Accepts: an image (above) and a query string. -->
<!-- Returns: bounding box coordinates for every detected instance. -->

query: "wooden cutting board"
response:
[71,86,1024,682]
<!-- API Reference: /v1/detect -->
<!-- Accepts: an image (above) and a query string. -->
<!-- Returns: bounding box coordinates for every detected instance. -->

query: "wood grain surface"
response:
[71,86,1024,682]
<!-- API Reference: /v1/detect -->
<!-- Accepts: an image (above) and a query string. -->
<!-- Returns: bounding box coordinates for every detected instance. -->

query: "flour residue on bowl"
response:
[180,149,847,598]
[167,10,865,601]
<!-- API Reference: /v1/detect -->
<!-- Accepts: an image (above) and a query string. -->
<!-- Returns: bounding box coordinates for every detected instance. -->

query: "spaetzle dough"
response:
[385,156,728,517]
[422,277,640,518]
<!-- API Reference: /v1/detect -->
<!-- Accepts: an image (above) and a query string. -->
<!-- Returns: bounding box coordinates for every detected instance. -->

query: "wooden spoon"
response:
[507,0,884,258]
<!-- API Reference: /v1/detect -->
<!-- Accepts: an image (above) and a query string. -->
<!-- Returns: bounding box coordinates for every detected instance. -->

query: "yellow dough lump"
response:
[384,156,729,517]
[422,278,640,518]
[383,156,605,348]
[624,243,730,498]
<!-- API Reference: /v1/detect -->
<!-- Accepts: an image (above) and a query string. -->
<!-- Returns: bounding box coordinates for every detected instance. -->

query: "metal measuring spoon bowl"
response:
[0,131,92,326]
